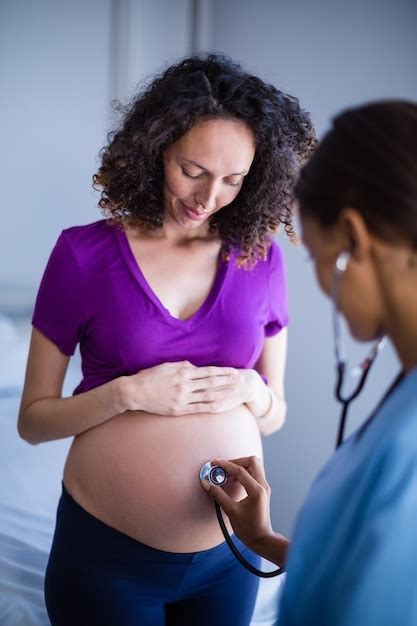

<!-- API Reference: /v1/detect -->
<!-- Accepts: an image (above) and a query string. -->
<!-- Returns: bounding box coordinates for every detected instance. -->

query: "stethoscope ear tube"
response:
[215,502,284,578]
[332,252,386,448]
[334,337,386,448]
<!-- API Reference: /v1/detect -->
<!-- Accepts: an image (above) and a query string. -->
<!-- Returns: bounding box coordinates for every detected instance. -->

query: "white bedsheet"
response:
[0,394,71,626]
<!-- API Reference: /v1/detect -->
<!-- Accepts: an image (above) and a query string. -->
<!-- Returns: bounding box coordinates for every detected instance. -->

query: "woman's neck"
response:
[126,219,220,252]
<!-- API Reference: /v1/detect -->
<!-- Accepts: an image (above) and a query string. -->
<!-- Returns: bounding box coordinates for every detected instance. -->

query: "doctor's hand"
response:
[201,456,290,566]
[201,456,274,551]
[118,361,240,416]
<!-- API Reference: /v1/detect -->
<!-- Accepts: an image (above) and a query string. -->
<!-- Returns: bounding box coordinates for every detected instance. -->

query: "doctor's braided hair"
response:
[93,53,316,266]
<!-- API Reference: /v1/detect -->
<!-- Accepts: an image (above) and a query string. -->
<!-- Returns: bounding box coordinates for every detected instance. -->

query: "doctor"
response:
[202,100,417,625]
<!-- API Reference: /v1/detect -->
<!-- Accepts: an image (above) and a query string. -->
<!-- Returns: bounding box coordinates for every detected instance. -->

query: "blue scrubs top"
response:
[278,368,417,626]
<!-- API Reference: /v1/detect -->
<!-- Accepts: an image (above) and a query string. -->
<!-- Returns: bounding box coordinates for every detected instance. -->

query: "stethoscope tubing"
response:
[335,359,371,448]
[335,337,386,448]
[215,502,284,577]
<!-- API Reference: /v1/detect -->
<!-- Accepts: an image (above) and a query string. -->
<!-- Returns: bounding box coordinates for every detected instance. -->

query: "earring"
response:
[335,251,351,273]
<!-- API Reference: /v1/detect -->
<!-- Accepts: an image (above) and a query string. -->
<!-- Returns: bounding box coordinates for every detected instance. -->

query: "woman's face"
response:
[300,212,385,342]
[162,118,256,230]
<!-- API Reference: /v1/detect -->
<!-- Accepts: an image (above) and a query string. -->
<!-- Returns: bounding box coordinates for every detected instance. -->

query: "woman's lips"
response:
[181,203,208,221]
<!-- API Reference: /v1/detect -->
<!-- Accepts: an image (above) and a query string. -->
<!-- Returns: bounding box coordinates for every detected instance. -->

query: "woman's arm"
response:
[18,328,127,444]
[246,328,288,436]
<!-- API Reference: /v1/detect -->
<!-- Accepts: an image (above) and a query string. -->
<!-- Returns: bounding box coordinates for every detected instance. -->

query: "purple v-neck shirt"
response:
[32,220,288,395]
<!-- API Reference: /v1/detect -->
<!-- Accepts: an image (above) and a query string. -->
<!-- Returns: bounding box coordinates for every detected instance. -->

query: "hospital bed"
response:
[0,299,284,626]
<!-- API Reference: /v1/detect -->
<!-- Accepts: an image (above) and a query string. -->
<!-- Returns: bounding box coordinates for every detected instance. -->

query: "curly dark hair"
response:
[93,53,317,265]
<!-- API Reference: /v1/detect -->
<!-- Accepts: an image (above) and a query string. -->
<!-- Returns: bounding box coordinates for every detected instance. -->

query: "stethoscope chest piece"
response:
[199,462,228,486]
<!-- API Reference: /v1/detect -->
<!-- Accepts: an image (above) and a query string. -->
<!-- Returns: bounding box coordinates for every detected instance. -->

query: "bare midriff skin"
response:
[63,404,262,552]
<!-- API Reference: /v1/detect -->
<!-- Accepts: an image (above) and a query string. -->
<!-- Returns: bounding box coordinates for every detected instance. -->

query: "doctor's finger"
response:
[212,460,266,498]
[200,481,238,518]
[227,455,264,471]
[213,457,267,486]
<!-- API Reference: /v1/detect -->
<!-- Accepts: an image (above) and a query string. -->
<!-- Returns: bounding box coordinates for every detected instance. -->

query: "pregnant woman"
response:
[18,54,315,626]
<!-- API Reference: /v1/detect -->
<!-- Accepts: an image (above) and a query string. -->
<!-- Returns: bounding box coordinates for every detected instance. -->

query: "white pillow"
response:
[0,315,30,391]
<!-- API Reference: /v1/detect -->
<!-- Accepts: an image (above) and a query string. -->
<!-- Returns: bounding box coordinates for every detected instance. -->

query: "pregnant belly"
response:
[63,405,262,551]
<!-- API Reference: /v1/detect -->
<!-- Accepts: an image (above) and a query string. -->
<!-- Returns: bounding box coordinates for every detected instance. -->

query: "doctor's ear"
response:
[339,208,371,261]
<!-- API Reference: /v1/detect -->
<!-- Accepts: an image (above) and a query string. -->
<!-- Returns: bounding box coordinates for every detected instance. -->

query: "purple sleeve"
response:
[32,232,85,355]
[264,240,289,337]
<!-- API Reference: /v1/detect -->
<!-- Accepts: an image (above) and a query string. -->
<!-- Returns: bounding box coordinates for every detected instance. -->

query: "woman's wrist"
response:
[257,387,276,421]
[244,371,274,419]
[112,376,134,413]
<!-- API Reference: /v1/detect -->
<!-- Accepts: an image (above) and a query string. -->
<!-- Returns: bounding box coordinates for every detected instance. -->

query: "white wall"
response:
[0,0,111,297]
[0,0,192,305]
[109,0,192,103]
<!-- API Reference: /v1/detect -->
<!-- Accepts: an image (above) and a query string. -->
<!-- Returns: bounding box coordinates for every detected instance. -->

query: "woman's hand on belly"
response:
[118,361,251,417]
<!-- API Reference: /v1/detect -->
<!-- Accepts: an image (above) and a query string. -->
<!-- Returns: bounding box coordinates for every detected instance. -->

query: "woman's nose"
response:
[195,181,219,212]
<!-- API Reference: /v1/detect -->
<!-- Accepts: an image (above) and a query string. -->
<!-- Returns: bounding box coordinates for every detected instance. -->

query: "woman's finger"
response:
[166,361,194,368]
[190,366,238,380]
[178,401,226,415]
[190,386,237,404]
[187,375,238,393]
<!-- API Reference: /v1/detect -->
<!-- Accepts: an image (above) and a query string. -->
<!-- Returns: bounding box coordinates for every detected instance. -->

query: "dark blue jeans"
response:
[45,485,260,625]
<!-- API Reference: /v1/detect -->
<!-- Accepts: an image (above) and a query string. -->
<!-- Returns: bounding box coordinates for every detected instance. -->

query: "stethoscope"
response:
[200,250,386,578]
[332,252,386,448]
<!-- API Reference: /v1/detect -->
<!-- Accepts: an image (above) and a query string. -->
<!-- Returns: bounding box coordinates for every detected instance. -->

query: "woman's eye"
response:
[181,168,201,180]
[227,180,243,188]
